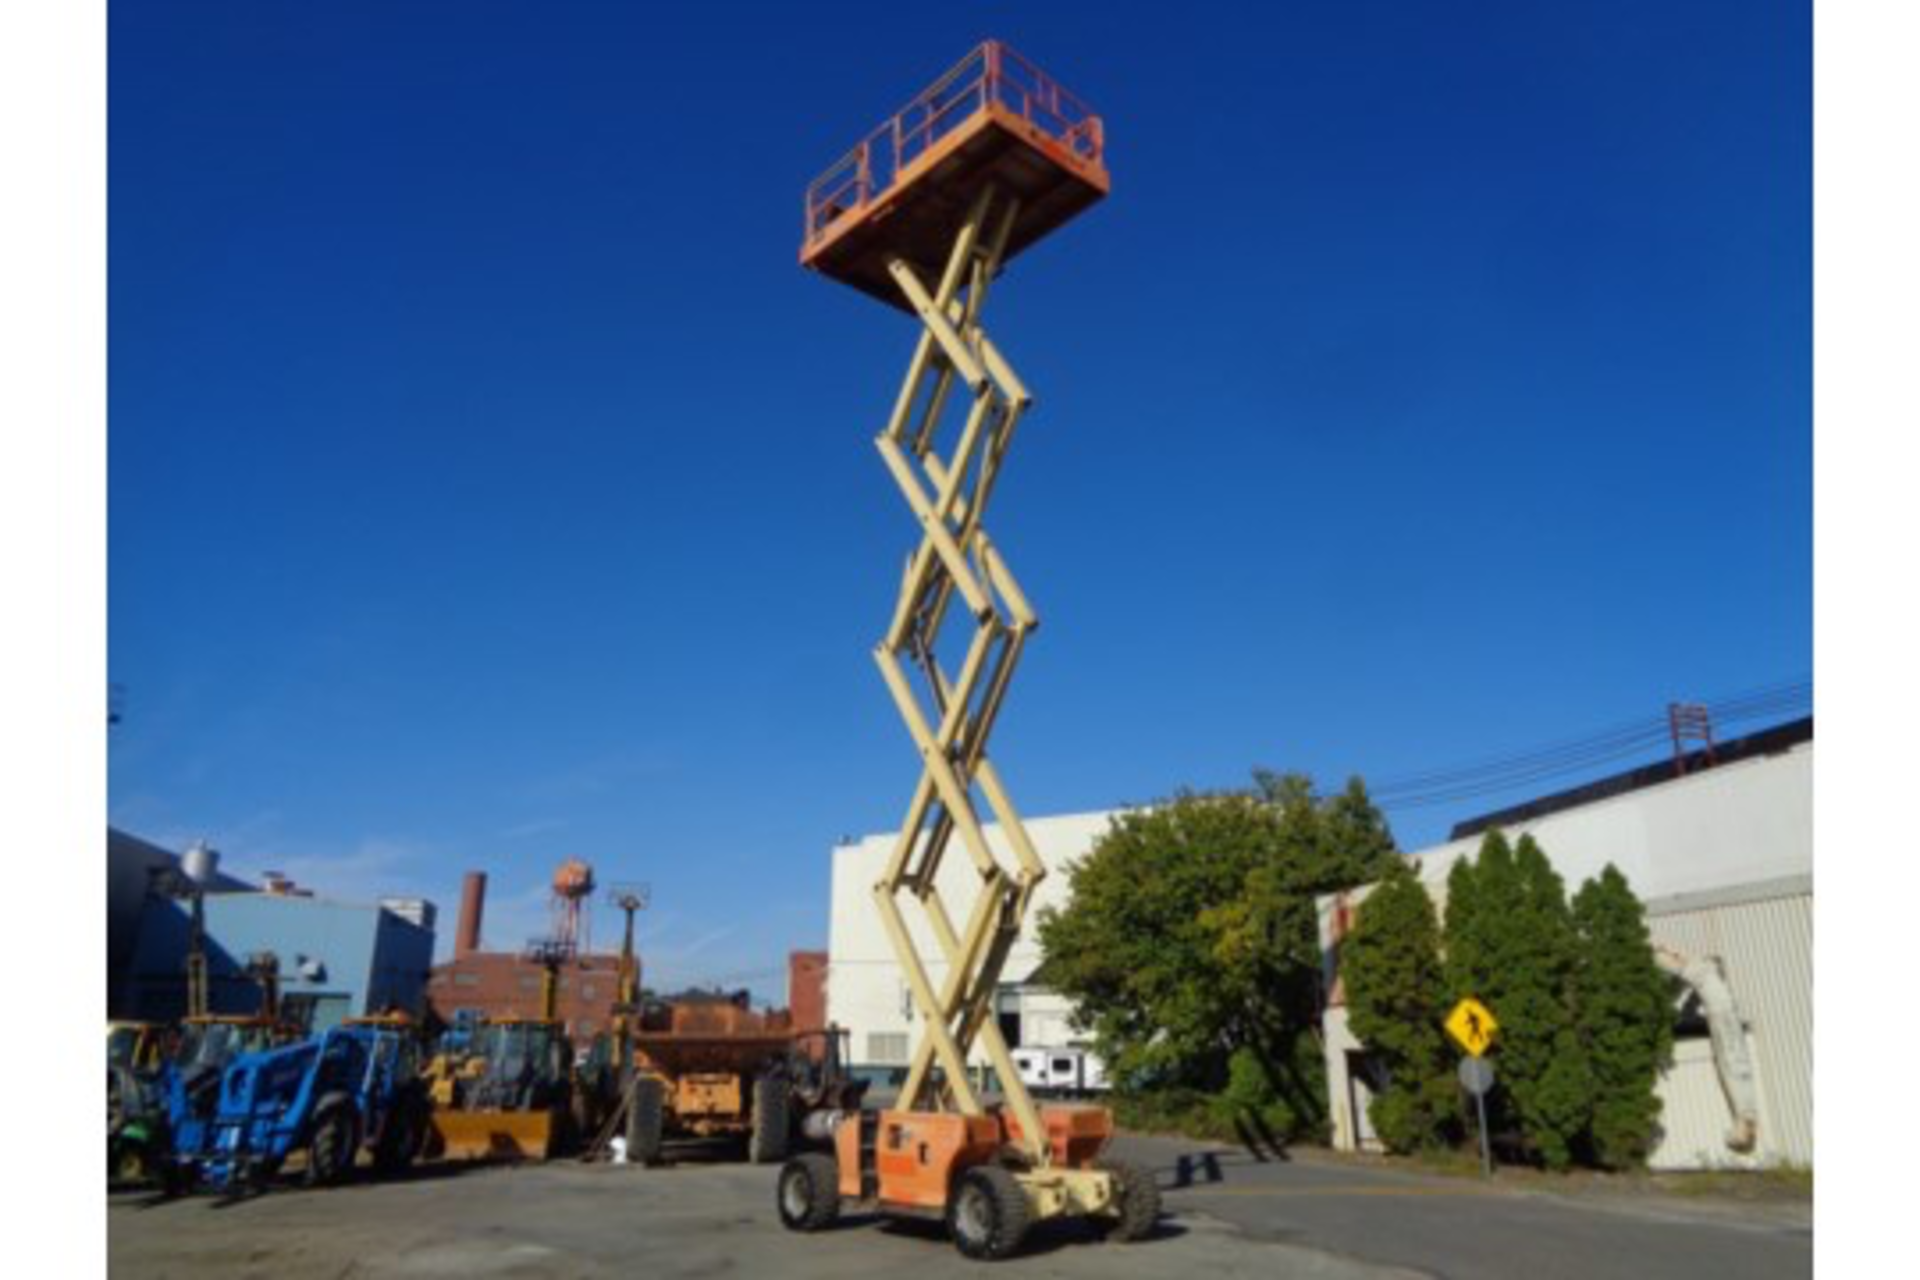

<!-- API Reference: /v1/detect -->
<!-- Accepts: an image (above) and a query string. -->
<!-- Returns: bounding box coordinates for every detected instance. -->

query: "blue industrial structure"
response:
[107,827,251,1015]
[124,886,436,1030]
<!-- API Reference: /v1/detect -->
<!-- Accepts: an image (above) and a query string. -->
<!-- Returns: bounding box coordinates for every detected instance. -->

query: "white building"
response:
[825,722,1812,1171]
[1320,721,1812,1170]
[827,811,1118,1074]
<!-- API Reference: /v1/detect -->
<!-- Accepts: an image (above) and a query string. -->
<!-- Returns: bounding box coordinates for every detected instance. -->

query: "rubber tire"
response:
[108,1066,135,1130]
[776,1152,841,1232]
[306,1104,358,1188]
[948,1165,1032,1261]
[748,1074,790,1165]
[627,1076,665,1166]
[569,1079,595,1148]
[159,1161,192,1199]
[111,1133,150,1185]
[372,1092,423,1178]
[1096,1158,1161,1242]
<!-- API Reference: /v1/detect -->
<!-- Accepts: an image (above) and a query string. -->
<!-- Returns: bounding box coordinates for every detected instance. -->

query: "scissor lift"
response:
[777,41,1158,1260]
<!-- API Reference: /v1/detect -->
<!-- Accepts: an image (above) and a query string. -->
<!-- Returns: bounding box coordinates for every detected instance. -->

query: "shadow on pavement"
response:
[872,1212,1189,1257]
[1167,1150,1230,1189]
[1231,1113,1293,1164]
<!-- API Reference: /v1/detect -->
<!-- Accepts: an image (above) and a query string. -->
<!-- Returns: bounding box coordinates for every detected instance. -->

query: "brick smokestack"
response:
[789,950,827,1035]
[456,872,487,957]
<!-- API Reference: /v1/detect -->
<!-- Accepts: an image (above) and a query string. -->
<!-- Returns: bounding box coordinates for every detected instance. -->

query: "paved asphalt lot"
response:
[108,1133,1811,1279]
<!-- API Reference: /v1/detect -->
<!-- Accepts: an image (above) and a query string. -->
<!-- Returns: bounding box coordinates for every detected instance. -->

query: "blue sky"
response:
[109,1,1810,996]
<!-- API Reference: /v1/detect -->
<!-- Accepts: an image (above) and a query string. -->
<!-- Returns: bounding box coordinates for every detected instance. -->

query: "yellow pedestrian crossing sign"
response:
[1446,997,1499,1057]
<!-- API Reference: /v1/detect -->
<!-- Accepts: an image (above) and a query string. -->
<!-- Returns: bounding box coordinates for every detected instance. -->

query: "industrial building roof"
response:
[1449,716,1813,839]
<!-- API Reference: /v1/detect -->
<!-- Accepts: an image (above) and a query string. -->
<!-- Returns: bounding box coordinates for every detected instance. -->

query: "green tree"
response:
[1442,830,1516,1137]
[1505,834,1594,1170]
[1341,857,1456,1152]
[1443,830,1518,1005]
[1443,832,1592,1169]
[1572,864,1673,1169]
[1037,774,1398,1140]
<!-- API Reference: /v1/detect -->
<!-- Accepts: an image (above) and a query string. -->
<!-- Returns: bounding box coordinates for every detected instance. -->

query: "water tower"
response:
[549,857,596,956]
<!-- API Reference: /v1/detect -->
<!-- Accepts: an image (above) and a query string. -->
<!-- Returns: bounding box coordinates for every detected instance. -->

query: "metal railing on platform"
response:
[802,41,1104,248]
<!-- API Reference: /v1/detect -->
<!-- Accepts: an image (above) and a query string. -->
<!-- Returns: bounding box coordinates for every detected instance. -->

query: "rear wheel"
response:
[306,1103,358,1187]
[111,1129,152,1184]
[627,1076,665,1166]
[372,1091,424,1177]
[776,1152,841,1231]
[158,1160,192,1198]
[748,1074,790,1164]
[1096,1158,1161,1242]
[108,1066,136,1130]
[948,1165,1032,1261]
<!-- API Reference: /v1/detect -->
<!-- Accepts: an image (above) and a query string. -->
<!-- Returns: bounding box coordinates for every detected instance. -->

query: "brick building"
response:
[424,871,622,1039]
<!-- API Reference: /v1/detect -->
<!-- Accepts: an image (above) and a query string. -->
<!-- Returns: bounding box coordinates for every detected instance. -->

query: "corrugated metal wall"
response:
[1648,889,1812,1168]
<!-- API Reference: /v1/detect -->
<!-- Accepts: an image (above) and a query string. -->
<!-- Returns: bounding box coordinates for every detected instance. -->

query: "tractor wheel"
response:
[158,1160,192,1199]
[569,1081,595,1147]
[372,1092,424,1178]
[108,1066,134,1131]
[1095,1158,1161,1242]
[111,1132,150,1185]
[306,1103,359,1188]
[775,1153,841,1232]
[627,1076,665,1166]
[948,1165,1032,1261]
[748,1074,791,1164]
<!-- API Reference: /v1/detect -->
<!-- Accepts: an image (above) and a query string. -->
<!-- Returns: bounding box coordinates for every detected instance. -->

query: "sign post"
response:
[1457,1056,1496,1178]
[1445,997,1501,1178]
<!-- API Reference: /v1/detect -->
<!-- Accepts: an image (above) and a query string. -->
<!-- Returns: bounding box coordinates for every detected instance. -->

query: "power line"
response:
[1369,677,1808,796]
[1367,678,1809,813]
[1370,723,1671,797]
[1376,737,1677,810]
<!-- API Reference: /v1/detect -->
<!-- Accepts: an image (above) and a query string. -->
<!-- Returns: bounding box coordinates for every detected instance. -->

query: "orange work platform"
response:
[800,41,1109,309]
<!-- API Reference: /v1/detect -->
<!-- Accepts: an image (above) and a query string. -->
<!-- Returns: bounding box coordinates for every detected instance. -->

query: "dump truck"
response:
[624,993,865,1165]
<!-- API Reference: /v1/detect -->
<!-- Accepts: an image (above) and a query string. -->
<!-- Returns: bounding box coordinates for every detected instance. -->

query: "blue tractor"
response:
[164,1023,429,1193]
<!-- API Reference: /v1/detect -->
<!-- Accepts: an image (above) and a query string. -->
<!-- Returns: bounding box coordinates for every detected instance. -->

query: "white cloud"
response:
[496,816,569,841]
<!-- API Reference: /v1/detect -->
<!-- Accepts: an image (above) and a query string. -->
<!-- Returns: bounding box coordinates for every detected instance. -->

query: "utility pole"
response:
[606,884,649,1080]
[150,864,209,1019]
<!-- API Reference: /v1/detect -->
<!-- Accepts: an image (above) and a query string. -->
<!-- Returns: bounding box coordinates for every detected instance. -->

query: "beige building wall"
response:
[1319,741,1812,1169]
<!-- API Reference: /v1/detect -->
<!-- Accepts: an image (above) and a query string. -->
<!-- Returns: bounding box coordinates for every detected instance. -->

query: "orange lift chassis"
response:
[780,41,1159,1260]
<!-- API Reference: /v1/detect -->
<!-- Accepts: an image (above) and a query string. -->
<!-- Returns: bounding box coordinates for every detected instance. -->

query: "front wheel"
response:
[372,1092,425,1177]
[1096,1158,1161,1242]
[948,1165,1032,1261]
[749,1074,790,1164]
[776,1153,841,1232]
[627,1076,665,1166]
[306,1104,358,1187]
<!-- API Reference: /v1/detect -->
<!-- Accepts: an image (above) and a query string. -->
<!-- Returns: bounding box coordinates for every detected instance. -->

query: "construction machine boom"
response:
[777,40,1159,1260]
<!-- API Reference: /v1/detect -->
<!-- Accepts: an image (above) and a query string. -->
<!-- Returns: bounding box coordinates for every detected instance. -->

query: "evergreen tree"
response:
[1441,832,1593,1168]
[1493,835,1593,1169]
[1342,857,1457,1152]
[1443,830,1517,1005]
[1572,864,1673,1169]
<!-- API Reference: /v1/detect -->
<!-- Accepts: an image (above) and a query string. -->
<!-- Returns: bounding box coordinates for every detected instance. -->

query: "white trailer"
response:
[1010,1047,1109,1097]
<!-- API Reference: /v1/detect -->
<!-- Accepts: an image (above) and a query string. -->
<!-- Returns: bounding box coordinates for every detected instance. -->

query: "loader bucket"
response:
[430,1109,557,1161]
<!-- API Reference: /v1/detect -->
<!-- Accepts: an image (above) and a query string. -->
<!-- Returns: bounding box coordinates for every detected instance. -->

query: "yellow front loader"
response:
[426,1016,572,1160]
[426,944,578,1161]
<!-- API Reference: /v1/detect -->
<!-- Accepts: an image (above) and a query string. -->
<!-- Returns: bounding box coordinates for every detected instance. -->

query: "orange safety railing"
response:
[803,41,1105,249]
